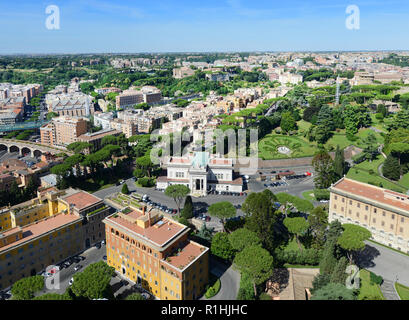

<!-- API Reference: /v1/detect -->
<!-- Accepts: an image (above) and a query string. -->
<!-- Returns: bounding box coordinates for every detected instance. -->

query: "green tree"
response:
[11,276,44,300]
[242,191,279,251]
[307,206,328,249]
[164,185,190,216]
[312,150,335,189]
[337,224,371,264]
[283,217,309,251]
[33,293,72,300]
[181,195,193,219]
[330,257,349,285]
[280,111,297,133]
[382,155,401,181]
[210,232,235,261]
[311,273,331,294]
[121,183,130,195]
[228,228,261,251]
[70,261,115,300]
[125,293,144,300]
[208,202,236,232]
[311,283,356,300]
[319,240,338,275]
[234,245,274,297]
[333,145,345,179]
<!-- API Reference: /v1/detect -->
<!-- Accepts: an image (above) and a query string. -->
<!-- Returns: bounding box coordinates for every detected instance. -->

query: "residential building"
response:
[329,177,409,253]
[40,116,89,147]
[0,188,110,289]
[103,206,209,300]
[77,128,122,153]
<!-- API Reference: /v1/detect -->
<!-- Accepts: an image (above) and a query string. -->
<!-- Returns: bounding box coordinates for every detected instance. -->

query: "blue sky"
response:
[0,0,408,54]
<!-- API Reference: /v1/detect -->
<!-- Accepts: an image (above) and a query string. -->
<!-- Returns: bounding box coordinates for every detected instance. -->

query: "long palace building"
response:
[329,177,409,253]
[103,206,209,300]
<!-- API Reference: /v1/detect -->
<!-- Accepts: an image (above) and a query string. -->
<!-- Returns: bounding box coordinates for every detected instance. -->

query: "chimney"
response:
[142,206,146,216]
[147,210,151,227]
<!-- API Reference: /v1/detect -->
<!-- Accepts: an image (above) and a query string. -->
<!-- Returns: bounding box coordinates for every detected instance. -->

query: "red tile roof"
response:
[332,178,409,213]
[165,241,206,270]
[63,191,102,210]
[0,213,81,252]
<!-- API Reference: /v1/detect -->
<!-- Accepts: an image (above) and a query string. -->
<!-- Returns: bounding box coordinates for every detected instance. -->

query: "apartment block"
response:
[40,116,89,147]
[329,178,409,253]
[103,206,209,300]
[0,188,110,290]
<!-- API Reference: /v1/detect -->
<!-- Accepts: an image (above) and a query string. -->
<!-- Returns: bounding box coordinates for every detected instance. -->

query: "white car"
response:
[101,240,105,245]
[69,278,74,286]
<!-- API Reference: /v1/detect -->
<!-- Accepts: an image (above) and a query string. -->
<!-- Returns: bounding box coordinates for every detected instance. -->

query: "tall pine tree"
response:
[334,145,345,180]
[382,155,401,181]
[330,257,349,284]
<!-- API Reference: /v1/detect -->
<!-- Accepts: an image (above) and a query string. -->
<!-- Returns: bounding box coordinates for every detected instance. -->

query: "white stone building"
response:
[156,152,243,196]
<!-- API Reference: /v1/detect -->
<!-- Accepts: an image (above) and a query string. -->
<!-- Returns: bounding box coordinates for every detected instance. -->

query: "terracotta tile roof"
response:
[0,213,81,253]
[106,215,187,247]
[332,178,409,213]
[63,191,102,210]
[165,241,206,271]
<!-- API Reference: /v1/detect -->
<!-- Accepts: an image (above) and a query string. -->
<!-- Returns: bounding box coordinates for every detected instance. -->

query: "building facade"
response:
[0,188,110,290]
[329,177,409,253]
[103,206,209,300]
[156,152,243,196]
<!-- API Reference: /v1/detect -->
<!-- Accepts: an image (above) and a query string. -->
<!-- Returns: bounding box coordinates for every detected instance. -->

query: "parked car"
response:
[103,255,107,261]
[74,265,82,271]
[79,255,86,261]
[69,278,74,286]
[101,240,105,245]
[95,243,101,249]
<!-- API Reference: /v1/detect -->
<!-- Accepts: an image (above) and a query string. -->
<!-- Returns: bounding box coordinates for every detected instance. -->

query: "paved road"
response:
[356,241,409,287]
[200,258,240,301]
[36,243,107,296]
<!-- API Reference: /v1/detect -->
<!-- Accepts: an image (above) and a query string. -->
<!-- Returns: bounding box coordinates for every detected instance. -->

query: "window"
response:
[382,221,385,226]
[373,218,376,223]
[391,224,394,230]
[349,200,353,205]
[356,212,359,217]
[365,206,368,211]
[374,208,377,214]
[334,196,338,200]
[357,203,360,208]
[342,198,345,203]
[400,227,403,233]
[402,217,405,223]
[392,214,395,220]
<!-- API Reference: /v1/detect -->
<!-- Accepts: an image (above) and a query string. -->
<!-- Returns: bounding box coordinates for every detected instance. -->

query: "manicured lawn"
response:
[354,155,385,173]
[325,133,353,150]
[302,190,315,202]
[297,120,311,133]
[395,283,409,300]
[356,128,384,145]
[258,134,317,160]
[358,269,385,300]
[399,172,409,189]
[370,114,388,133]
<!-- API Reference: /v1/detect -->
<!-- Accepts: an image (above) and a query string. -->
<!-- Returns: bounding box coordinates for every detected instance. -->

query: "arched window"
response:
[111,228,115,234]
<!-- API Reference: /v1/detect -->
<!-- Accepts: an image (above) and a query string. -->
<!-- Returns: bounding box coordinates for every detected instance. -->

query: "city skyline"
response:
[1,0,409,54]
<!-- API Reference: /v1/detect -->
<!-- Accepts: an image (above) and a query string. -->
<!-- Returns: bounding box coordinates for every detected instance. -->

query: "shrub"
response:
[275,248,322,266]
[137,177,155,187]
[259,292,272,300]
[369,272,383,286]
[205,278,221,299]
[313,189,330,201]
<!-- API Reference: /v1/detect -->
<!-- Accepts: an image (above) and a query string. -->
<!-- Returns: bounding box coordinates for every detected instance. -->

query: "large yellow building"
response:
[103,206,209,300]
[0,187,110,290]
[329,177,409,253]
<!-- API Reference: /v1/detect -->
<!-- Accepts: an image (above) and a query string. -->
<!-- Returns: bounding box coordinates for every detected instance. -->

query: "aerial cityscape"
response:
[1,0,409,310]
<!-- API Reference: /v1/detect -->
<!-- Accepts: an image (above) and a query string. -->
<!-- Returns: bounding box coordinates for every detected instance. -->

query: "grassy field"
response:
[258,134,316,160]
[370,113,388,133]
[399,173,409,189]
[358,269,385,300]
[395,283,409,300]
[346,168,407,193]
[354,155,385,172]
[302,190,315,202]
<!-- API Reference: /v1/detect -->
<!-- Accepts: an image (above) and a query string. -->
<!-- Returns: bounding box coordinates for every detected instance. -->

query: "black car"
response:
[95,243,101,249]
[79,256,86,261]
